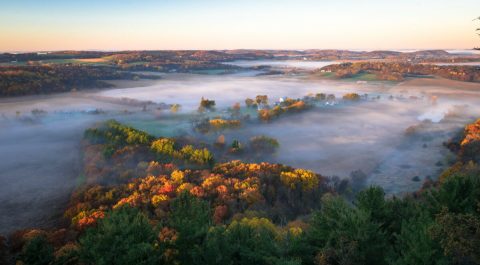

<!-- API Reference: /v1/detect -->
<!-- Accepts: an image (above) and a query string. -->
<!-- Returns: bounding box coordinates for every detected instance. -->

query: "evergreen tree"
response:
[79,206,161,265]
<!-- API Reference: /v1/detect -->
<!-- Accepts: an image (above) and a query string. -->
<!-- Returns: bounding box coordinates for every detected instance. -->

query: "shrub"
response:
[249,135,280,154]
[343,93,361,101]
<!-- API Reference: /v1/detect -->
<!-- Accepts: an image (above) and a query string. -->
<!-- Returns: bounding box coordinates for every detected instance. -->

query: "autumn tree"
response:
[342,93,361,101]
[198,97,216,113]
[431,209,480,264]
[280,169,319,191]
[255,95,269,108]
[245,98,256,108]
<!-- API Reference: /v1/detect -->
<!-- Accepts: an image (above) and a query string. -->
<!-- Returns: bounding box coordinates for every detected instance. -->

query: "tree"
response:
[202,218,284,265]
[392,213,447,265]
[18,235,54,265]
[231,102,241,117]
[52,243,80,265]
[255,95,269,106]
[431,209,480,264]
[169,192,212,265]
[356,186,386,223]
[170,104,181,113]
[230,139,243,154]
[190,148,214,166]
[426,174,480,215]
[315,93,326,101]
[307,195,388,265]
[245,98,256,108]
[280,169,319,191]
[198,97,216,113]
[342,93,361,101]
[151,138,176,157]
[79,206,161,265]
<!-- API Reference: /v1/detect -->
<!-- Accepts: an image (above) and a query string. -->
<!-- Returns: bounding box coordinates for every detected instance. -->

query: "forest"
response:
[0,65,161,97]
[1,118,479,265]
[320,62,480,82]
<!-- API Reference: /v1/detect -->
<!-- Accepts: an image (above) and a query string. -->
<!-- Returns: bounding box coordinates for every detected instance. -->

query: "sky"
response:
[0,0,479,51]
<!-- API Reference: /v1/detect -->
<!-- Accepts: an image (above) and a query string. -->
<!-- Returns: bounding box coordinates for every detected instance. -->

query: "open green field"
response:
[122,114,193,137]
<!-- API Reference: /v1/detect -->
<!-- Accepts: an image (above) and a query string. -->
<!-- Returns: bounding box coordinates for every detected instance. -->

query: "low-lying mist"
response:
[222,60,339,70]
[0,96,149,234]
[1,70,480,234]
[98,73,387,111]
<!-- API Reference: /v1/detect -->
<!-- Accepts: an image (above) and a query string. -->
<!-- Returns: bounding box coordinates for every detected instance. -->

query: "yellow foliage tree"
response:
[280,169,319,191]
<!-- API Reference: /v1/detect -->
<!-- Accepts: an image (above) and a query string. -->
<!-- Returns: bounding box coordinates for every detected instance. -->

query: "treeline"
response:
[246,93,361,122]
[2,119,480,264]
[321,62,480,82]
[0,65,160,97]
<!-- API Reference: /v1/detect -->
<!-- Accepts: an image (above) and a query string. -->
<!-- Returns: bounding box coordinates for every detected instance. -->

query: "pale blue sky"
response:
[0,0,478,51]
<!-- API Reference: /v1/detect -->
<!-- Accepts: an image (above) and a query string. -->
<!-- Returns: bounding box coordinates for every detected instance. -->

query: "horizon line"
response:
[2,48,480,54]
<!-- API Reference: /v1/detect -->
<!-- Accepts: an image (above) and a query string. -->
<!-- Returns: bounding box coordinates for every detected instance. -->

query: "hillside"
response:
[1,119,479,265]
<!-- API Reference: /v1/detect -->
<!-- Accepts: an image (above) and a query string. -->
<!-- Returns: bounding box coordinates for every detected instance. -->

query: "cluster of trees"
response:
[193,118,242,133]
[0,65,159,97]
[245,95,269,109]
[82,120,284,186]
[243,93,363,122]
[321,62,480,82]
[82,120,214,184]
[64,160,328,230]
[257,100,308,121]
[151,138,214,167]
[311,93,336,102]
[84,120,154,158]
[208,119,241,130]
[280,169,319,191]
[212,135,280,159]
